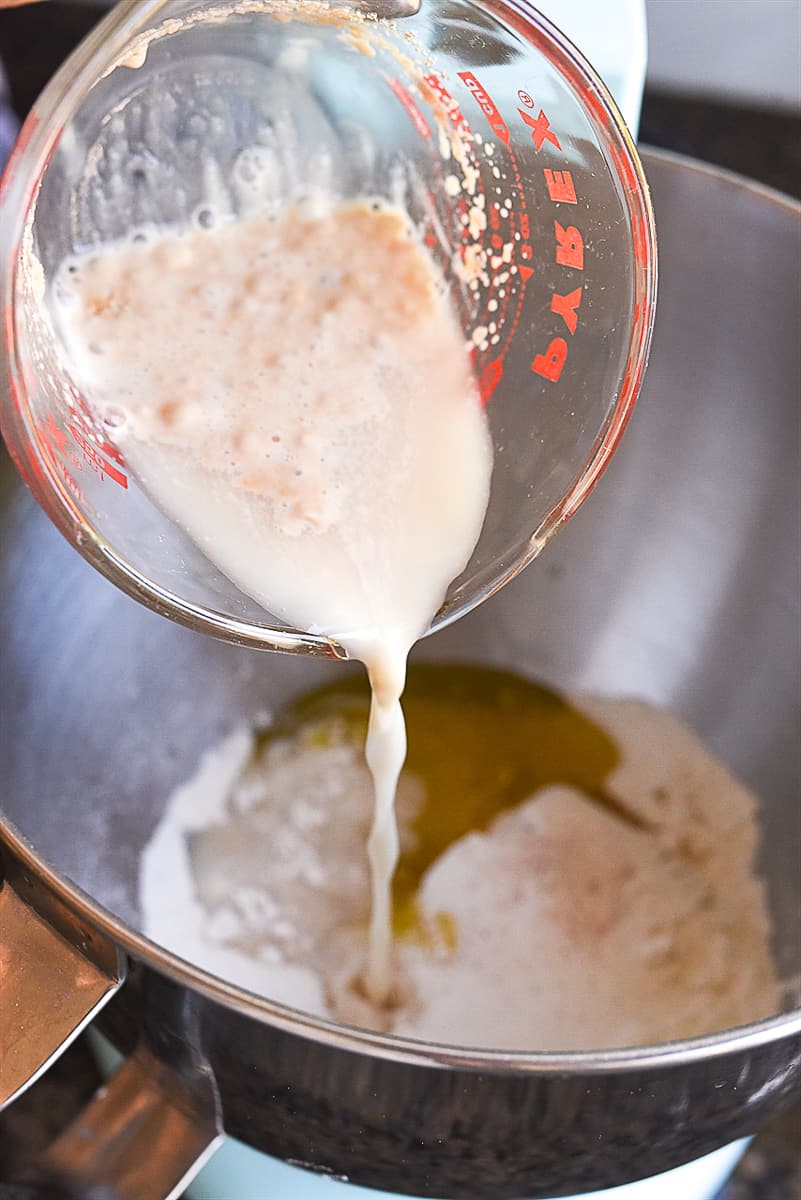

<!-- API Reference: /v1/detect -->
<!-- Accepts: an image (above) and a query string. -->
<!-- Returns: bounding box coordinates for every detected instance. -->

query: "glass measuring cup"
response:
[0,0,656,658]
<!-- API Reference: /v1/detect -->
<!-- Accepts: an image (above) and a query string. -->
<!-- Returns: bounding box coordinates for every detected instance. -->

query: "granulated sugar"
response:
[140,690,780,1049]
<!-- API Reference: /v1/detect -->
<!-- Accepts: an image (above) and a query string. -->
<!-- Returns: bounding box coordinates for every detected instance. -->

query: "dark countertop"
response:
[639,93,800,201]
[0,5,799,1198]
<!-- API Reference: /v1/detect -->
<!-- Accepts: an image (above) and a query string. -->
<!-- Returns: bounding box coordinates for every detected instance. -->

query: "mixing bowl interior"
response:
[1,149,799,1034]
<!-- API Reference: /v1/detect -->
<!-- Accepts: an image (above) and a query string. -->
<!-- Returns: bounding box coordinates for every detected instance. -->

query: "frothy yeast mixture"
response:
[53,202,493,1004]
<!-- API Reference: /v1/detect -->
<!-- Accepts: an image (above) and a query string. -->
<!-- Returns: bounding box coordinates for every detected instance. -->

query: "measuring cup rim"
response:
[1,0,657,654]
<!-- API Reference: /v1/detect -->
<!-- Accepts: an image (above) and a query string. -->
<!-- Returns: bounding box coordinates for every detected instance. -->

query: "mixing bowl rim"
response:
[4,814,799,1074]
[638,145,801,215]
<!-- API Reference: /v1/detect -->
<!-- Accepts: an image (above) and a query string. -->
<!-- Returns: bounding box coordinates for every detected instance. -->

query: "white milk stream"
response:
[54,201,493,1004]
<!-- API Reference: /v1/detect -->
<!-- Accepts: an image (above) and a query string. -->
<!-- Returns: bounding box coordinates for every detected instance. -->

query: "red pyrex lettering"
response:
[457,72,511,146]
[517,107,562,153]
[510,98,586,384]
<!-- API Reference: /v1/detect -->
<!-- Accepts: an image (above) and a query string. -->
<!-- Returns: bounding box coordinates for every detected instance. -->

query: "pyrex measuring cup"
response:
[0,0,656,657]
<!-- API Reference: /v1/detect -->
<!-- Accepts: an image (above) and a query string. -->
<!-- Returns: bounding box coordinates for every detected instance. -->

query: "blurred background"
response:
[647,0,800,111]
[1,0,799,193]
[641,0,800,196]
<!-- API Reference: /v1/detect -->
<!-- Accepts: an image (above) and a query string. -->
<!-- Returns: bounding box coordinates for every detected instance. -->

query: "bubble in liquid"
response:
[235,147,268,186]
[57,257,83,297]
[186,113,208,137]
[102,406,127,430]
[195,207,216,230]
[277,41,311,74]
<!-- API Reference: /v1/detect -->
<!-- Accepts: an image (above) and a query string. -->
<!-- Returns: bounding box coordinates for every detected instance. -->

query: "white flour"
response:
[140,692,780,1049]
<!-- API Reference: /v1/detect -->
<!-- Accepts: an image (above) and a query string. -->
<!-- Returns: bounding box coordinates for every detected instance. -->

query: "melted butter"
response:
[256,663,621,942]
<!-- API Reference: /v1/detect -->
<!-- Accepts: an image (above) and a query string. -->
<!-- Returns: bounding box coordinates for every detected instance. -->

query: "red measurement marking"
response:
[63,388,126,468]
[100,439,125,467]
[478,356,504,406]
[39,432,86,504]
[544,169,577,205]
[43,413,68,453]
[458,72,510,147]
[422,75,460,126]
[487,140,532,390]
[68,425,128,489]
[425,74,536,397]
[67,387,93,421]
[386,77,430,139]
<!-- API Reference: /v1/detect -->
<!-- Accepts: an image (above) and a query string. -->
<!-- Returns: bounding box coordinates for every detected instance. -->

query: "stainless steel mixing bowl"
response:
[1,150,799,1200]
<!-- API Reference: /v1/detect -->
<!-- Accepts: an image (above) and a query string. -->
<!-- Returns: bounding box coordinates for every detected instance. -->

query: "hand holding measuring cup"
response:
[0,0,655,657]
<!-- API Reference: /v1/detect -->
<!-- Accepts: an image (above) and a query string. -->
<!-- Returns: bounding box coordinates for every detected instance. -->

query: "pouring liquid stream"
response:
[53,199,493,1007]
[364,658,407,1002]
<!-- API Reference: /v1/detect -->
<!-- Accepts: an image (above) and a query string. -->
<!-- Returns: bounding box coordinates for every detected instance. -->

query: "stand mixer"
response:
[0,3,799,1200]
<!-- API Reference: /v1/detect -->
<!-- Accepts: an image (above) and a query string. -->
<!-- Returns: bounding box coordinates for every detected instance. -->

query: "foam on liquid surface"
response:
[54,202,493,1002]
